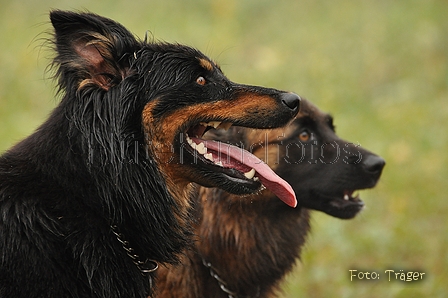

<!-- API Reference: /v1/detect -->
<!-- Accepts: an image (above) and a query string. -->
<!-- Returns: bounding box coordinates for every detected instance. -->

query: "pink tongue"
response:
[191,137,297,208]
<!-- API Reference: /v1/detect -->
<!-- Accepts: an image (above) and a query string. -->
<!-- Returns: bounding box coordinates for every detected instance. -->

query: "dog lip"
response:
[312,189,365,219]
[318,189,364,202]
[328,194,365,208]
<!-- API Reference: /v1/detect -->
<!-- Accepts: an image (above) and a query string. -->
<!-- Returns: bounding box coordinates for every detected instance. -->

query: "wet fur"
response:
[155,99,385,297]
[0,11,299,298]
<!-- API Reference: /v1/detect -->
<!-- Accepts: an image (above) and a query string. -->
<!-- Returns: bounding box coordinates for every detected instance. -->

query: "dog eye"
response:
[299,131,310,142]
[196,76,206,86]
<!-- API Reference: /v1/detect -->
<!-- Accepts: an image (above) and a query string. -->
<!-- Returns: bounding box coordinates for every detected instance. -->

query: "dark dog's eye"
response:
[196,76,206,86]
[299,131,310,142]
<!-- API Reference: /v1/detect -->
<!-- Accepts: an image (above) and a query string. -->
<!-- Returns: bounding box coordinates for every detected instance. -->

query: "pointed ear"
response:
[50,10,138,91]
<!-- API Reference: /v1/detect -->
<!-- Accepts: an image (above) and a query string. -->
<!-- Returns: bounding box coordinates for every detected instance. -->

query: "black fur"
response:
[275,101,385,219]
[0,11,185,298]
[0,11,300,298]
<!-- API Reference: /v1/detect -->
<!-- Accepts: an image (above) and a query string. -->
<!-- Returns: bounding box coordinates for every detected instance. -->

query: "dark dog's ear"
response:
[50,10,138,91]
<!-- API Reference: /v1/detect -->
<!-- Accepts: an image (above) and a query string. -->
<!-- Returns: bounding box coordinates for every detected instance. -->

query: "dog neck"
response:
[111,225,158,291]
[201,258,260,298]
[196,188,311,297]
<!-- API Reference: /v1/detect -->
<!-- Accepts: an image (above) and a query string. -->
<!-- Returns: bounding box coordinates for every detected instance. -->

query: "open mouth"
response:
[324,190,365,219]
[183,121,297,208]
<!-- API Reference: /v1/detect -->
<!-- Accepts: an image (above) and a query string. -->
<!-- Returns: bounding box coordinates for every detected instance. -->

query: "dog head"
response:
[274,99,385,218]
[50,10,300,208]
[209,99,385,219]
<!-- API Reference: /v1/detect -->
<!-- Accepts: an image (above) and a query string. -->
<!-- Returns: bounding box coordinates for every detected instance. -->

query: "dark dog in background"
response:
[155,99,385,298]
[0,11,300,298]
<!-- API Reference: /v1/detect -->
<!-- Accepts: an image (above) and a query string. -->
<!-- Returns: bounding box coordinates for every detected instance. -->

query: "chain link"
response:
[202,258,260,298]
[111,225,158,289]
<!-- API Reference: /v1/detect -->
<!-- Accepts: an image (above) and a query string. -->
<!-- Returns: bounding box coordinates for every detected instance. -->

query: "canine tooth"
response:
[244,168,256,179]
[217,122,232,131]
[209,121,221,128]
[344,194,350,201]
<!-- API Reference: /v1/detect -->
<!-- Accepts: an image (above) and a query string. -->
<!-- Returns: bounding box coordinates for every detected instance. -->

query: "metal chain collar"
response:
[202,258,260,298]
[111,225,158,289]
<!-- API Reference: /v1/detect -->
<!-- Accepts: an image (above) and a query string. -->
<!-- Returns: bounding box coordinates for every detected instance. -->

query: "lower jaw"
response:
[307,191,364,218]
[325,200,364,219]
[193,168,262,195]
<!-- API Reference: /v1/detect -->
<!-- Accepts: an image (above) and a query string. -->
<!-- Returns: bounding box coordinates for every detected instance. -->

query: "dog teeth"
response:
[344,194,350,201]
[199,121,233,131]
[190,141,208,156]
[186,134,255,176]
[244,168,256,179]
[210,121,221,128]
[217,122,232,131]
[200,121,221,128]
[196,142,207,155]
[187,134,225,167]
[187,137,207,155]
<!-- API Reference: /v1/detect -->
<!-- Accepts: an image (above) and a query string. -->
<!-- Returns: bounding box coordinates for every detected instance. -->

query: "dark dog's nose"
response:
[280,93,301,111]
[363,155,386,174]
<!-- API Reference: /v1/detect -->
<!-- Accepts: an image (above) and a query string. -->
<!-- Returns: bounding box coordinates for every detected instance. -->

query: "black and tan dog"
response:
[0,11,300,298]
[156,99,385,298]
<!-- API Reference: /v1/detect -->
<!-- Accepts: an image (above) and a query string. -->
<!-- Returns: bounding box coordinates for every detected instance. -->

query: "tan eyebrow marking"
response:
[198,57,214,71]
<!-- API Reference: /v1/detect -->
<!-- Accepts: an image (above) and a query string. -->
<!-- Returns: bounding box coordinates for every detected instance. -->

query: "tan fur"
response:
[140,94,294,238]
[198,57,214,71]
[141,93,285,185]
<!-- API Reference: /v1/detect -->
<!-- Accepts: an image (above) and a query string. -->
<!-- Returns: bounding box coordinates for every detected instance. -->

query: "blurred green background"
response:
[0,0,446,297]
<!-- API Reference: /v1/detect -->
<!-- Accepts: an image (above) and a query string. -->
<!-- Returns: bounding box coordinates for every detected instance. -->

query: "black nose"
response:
[363,155,386,174]
[280,93,301,111]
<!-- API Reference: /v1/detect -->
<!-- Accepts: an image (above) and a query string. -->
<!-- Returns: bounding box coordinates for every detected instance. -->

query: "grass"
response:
[1,0,447,297]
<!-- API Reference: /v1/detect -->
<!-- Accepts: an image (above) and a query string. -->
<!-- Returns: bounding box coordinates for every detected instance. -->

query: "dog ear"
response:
[50,10,138,91]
